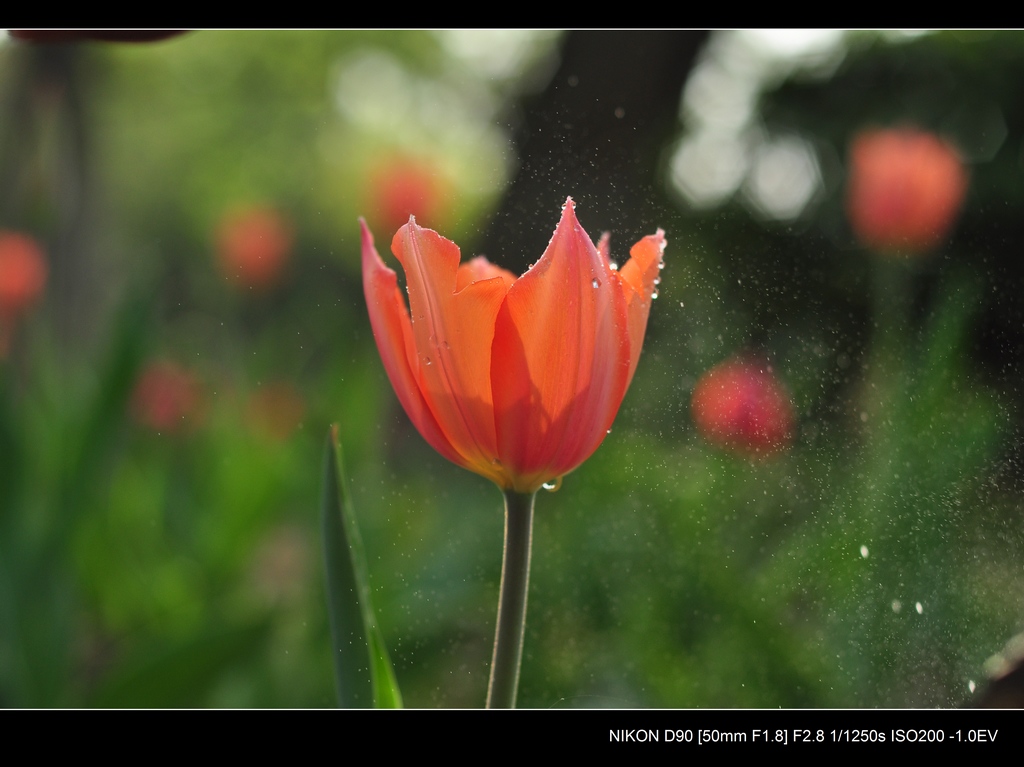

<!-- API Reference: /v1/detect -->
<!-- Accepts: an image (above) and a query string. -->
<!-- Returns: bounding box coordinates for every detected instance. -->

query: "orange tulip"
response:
[367,155,451,235]
[216,206,293,291]
[847,128,968,255]
[362,198,665,493]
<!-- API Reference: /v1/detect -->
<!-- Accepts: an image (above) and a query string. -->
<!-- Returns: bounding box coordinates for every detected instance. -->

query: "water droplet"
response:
[650,291,659,300]
[653,277,661,285]
[658,261,665,270]
[424,357,432,366]
[606,428,612,434]
[542,476,563,492]
[860,545,869,558]
[609,262,619,271]
[915,601,923,614]
[591,278,600,288]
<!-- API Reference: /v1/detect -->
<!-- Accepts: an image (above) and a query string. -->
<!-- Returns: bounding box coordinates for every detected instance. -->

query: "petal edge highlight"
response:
[360,219,463,467]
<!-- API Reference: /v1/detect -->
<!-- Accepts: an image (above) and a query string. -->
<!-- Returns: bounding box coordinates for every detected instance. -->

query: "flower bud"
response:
[691,357,793,456]
[216,206,293,291]
[847,128,968,255]
[131,361,204,434]
[0,232,46,317]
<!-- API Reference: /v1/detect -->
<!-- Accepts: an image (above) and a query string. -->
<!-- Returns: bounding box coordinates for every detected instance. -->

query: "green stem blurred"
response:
[486,489,536,709]
[870,255,914,362]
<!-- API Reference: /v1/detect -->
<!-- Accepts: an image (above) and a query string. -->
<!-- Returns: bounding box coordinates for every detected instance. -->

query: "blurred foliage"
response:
[0,30,1022,708]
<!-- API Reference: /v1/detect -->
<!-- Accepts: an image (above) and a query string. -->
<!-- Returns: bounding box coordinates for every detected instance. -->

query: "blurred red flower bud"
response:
[0,231,47,356]
[691,357,794,457]
[131,361,204,434]
[0,232,47,319]
[846,128,968,255]
[216,206,293,291]
[367,156,451,235]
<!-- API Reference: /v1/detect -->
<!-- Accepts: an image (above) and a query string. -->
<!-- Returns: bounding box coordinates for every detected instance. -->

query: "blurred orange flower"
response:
[362,198,665,493]
[367,156,451,235]
[0,231,47,356]
[131,361,204,434]
[216,206,293,291]
[691,357,793,457]
[847,128,968,255]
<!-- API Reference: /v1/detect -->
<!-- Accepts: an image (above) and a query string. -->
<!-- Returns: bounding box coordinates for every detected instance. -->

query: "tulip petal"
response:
[455,255,517,292]
[617,229,666,387]
[391,219,510,481]
[491,199,631,490]
[361,220,463,467]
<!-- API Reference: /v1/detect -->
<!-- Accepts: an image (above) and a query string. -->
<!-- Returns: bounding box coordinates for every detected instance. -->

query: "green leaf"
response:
[321,425,402,708]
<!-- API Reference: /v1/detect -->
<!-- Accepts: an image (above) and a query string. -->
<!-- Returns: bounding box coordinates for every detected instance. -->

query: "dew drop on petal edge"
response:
[542,476,563,492]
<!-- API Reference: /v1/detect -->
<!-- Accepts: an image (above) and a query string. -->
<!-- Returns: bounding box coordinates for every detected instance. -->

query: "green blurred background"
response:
[1,29,1022,708]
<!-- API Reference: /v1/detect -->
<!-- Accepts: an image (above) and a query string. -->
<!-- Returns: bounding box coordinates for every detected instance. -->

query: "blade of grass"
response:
[321,425,402,708]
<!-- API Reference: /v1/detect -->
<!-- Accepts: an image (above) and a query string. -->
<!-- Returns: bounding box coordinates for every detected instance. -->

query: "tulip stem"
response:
[486,489,536,709]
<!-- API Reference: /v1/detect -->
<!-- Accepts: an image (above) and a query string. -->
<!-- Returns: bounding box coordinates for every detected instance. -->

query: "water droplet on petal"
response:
[591,278,600,288]
[658,261,665,270]
[424,357,432,366]
[610,262,619,271]
[542,476,563,492]
[651,291,659,300]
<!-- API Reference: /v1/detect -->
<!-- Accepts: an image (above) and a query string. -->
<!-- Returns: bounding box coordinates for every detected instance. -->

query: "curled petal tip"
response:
[651,229,667,258]
[555,197,582,232]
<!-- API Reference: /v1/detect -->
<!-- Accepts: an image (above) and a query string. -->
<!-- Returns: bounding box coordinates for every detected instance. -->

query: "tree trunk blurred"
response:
[479,30,710,272]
